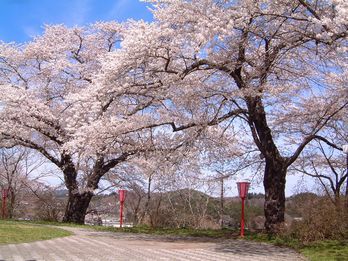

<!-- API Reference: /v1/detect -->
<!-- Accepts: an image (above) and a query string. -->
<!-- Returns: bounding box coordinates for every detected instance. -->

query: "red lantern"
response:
[237,182,250,237]
[118,190,126,228]
[237,182,250,199]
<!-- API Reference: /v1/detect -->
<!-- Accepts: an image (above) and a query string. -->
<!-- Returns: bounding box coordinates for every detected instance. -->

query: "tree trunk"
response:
[246,96,288,233]
[61,154,92,224]
[8,189,15,219]
[132,194,142,225]
[263,159,287,233]
[62,191,93,224]
[60,154,111,224]
[140,176,152,224]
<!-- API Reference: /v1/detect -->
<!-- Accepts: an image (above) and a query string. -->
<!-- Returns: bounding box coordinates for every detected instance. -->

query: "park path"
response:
[0,226,306,261]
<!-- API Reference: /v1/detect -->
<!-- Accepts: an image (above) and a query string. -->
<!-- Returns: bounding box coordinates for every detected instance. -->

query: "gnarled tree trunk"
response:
[62,191,93,224]
[60,154,129,224]
[60,154,94,224]
[246,96,288,233]
[263,159,287,232]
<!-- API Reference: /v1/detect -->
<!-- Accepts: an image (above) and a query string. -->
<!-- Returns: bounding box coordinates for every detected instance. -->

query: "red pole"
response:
[119,200,124,228]
[118,189,126,228]
[237,181,250,238]
[240,197,245,237]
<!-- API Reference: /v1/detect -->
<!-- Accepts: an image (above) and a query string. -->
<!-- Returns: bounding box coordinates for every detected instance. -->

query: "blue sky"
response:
[0,0,153,43]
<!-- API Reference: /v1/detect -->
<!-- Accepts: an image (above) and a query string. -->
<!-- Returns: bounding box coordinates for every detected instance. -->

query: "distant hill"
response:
[54,190,68,198]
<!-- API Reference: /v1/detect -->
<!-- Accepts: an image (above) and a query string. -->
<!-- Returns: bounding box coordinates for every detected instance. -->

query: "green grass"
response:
[246,233,348,261]
[245,232,301,249]
[92,225,236,238]
[0,220,72,244]
[23,220,88,228]
[300,240,348,261]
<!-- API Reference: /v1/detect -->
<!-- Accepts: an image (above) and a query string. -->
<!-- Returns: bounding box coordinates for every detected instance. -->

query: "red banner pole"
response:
[120,201,124,228]
[241,197,245,237]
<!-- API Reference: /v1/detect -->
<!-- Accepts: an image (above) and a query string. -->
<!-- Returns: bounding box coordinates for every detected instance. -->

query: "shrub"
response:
[285,197,348,243]
[33,192,64,222]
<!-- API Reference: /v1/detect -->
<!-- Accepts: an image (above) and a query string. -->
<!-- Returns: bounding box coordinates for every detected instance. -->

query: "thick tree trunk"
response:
[263,159,287,233]
[60,154,95,224]
[245,96,288,233]
[60,154,119,224]
[62,191,93,224]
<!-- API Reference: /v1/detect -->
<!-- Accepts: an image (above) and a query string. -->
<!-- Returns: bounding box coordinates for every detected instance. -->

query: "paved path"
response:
[0,227,306,261]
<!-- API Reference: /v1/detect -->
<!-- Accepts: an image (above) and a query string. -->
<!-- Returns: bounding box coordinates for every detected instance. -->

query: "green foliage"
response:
[0,220,72,244]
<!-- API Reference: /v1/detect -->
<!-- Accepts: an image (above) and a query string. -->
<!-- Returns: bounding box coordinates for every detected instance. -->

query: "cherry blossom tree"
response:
[0,22,181,223]
[0,19,207,223]
[0,23,120,223]
[87,0,347,232]
[149,0,348,232]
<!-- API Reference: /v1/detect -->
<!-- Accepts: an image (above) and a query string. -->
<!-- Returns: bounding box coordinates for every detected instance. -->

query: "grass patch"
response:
[300,240,348,261]
[0,220,72,244]
[246,232,348,261]
[92,225,236,238]
[22,220,88,228]
[245,232,301,249]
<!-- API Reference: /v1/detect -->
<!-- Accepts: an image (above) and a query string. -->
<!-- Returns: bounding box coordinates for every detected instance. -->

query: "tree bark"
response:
[246,96,288,233]
[60,154,129,224]
[263,159,287,232]
[62,191,93,224]
[60,154,94,224]
[132,195,142,225]
[140,175,152,224]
